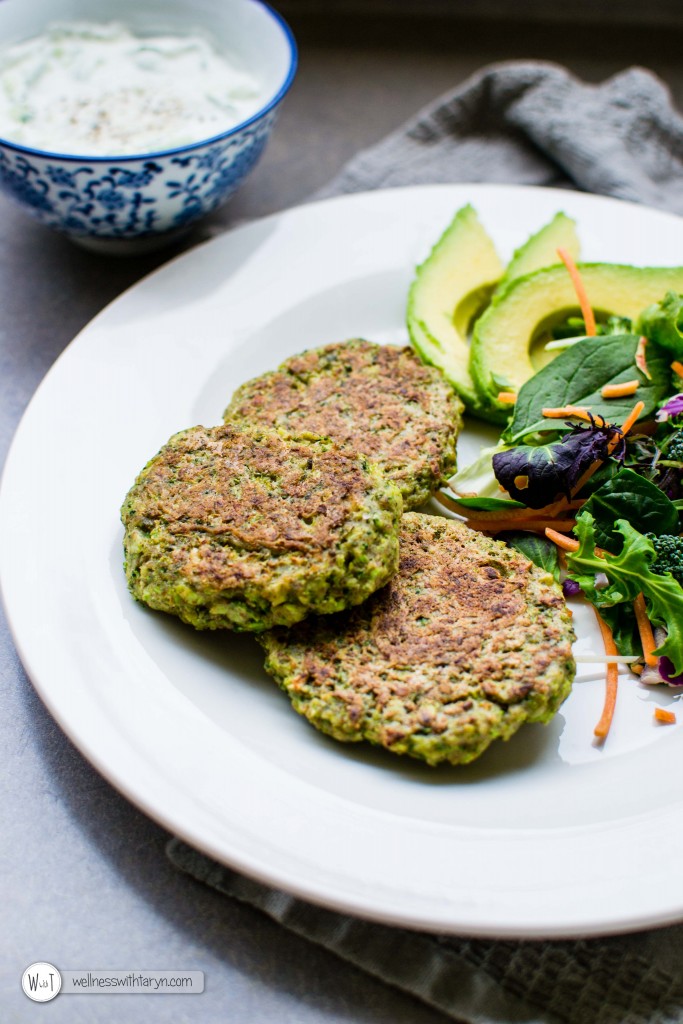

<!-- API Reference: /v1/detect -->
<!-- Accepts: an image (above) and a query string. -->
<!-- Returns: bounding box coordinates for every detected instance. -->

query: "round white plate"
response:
[3,184,683,939]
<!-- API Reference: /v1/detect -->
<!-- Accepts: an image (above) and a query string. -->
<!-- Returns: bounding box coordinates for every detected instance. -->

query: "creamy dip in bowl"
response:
[0,0,296,252]
[0,21,268,156]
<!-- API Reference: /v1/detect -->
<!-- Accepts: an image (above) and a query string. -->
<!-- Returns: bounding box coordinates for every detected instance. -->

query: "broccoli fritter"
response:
[260,512,576,766]
[224,339,462,510]
[121,423,403,632]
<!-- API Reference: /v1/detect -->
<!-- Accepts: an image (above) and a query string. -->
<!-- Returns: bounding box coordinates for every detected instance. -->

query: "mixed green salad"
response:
[407,205,683,728]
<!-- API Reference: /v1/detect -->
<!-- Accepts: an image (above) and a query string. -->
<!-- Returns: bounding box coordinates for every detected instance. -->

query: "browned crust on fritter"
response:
[128,423,378,559]
[121,423,403,631]
[224,339,462,509]
[261,512,576,764]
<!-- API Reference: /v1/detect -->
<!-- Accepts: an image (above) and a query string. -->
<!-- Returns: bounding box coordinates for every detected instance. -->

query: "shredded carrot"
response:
[557,247,597,337]
[671,360,683,378]
[544,527,579,552]
[618,399,645,440]
[542,405,592,421]
[631,663,644,676]
[570,462,600,497]
[654,707,677,725]
[465,518,577,535]
[633,593,658,667]
[497,391,517,404]
[593,608,619,740]
[571,399,647,498]
[435,491,584,521]
[601,380,640,399]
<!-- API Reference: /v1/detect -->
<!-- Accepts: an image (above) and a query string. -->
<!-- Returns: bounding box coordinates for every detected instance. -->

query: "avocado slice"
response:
[470,262,683,424]
[407,204,503,412]
[496,212,580,292]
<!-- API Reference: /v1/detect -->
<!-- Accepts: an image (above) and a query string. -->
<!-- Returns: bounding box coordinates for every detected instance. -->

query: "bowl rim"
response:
[0,0,298,165]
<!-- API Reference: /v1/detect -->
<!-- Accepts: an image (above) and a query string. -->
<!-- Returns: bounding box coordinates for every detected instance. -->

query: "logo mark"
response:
[22,963,62,1002]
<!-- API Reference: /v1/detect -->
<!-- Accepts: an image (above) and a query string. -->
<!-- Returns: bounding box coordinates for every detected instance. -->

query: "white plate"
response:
[3,184,683,940]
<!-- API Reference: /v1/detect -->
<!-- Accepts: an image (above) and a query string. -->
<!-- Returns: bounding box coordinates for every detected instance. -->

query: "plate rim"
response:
[4,181,683,940]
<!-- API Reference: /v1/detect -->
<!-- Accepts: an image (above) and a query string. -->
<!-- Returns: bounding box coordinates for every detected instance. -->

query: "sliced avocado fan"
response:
[470,262,683,424]
[407,207,580,417]
[407,205,503,413]
[496,212,580,293]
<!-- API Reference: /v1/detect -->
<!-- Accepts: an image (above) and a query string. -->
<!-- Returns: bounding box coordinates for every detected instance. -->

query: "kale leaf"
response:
[566,512,683,675]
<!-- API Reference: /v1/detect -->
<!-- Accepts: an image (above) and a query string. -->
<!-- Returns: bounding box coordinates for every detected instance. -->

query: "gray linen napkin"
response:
[168,62,683,1024]
[315,60,683,214]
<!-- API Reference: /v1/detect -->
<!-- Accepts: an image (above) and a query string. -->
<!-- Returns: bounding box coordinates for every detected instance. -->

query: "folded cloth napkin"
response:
[315,59,683,214]
[168,61,683,1024]
[167,836,683,1024]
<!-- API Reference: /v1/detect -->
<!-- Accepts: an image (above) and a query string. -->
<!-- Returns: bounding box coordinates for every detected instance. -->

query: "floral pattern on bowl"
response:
[0,109,278,248]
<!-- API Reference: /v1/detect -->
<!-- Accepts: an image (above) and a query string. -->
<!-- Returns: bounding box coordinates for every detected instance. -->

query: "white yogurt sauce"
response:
[0,21,266,155]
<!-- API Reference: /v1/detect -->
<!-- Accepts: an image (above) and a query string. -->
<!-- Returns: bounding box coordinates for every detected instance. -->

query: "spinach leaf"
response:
[581,468,680,551]
[566,512,683,675]
[504,334,670,443]
[500,531,561,581]
[573,458,622,496]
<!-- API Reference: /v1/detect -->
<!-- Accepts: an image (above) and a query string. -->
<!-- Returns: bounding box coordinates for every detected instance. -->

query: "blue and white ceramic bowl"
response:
[0,0,297,253]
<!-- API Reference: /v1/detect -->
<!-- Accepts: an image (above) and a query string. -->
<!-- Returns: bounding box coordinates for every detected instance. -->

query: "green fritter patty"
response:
[121,423,403,632]
[224,339,463,510]
[260,512,575,765]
